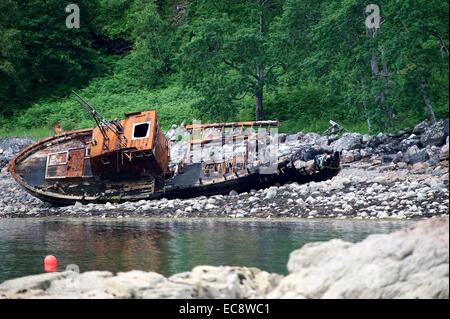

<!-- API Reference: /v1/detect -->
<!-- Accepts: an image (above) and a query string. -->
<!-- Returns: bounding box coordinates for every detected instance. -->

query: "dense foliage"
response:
[0,0,448,136]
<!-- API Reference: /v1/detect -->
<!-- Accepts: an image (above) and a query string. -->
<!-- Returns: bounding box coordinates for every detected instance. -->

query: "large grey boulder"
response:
[264,187,278,200]
[413,120,430,134]
[341,150,361,163]
[0,272,71,298]
[278,134,287,143]
[0,266,281,299]
[170,266,282,299]
[268,217,449,299]
[420,119,449,147]
[332,133,363,152]
[0,270,196,299]
[404,145,429,164]
[399,137,420,152]
[298,133,329,148]
[366,133,387,148]
[426,145,442,166]
[285,133,300,144]
[392,151,403,164]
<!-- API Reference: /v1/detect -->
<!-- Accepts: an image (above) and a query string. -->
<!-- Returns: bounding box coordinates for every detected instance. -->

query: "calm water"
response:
[0,218,415,283]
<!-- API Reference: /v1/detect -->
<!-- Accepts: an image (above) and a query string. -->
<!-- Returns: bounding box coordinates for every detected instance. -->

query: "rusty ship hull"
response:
[9,129,340,206]
[9,95,340,206]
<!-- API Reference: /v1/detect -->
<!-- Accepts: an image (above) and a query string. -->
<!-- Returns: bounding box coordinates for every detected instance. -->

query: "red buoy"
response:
[44,255,58,272]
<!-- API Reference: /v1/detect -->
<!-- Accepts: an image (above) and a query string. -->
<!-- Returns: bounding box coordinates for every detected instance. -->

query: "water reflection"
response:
[0,218,414,282]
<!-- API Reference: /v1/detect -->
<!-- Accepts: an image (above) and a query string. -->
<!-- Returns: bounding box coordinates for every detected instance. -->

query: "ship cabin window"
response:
[45,151,68,179]
[48,151,68,166]
[132,121,151,140]
[100,158,110,165]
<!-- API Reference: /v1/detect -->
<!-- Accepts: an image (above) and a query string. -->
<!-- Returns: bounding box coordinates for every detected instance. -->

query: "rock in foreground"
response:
[0,217,448,299]
[0,266,282,299]
[269,216,449,299]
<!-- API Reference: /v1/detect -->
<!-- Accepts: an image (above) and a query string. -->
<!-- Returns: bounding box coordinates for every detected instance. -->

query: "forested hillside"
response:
[0,0,448,136]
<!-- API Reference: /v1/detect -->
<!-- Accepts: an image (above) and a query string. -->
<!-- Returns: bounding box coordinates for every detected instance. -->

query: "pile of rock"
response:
[0,266,283,299]
[1,119,448,172]
[1,216,447,299]
[1,160,447,219]
[333,119,449,166]
[166,119,449,170]
[0,169,44,216]
[0,138,34,171]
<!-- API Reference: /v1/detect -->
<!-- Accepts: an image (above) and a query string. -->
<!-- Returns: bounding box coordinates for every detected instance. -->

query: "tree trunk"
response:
[255,88,263,121]
[370,52,386,105]
[380,47,394,120]
[255,4,265,121]
[256,60,264,120]
[367,39,393,128]
[365,9,394,126]
[370,52,380,77]
[420,79,437,124]
[360,79,372,133]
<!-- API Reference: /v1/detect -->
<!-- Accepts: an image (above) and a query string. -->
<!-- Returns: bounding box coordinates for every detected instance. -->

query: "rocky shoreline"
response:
[1,216,448,299]
[0,119,448,219]
[0,161,448,219]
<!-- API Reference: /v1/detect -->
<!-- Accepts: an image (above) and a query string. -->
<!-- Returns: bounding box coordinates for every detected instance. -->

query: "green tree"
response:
[178,0,283,121]
[0,0,104,117]
[0,1,26,115]
[275,0,448,132]
[380,0,449,124]
[125,0,176,88]
[1,0,448,135]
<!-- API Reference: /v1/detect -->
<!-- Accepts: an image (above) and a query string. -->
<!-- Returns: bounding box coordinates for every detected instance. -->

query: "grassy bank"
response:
[1,82,201,138]
[0,54,443,138]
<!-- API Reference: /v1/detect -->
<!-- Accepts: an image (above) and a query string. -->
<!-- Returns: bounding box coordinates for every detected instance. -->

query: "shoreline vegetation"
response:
[0,216,447,299]
[1,1,448,137]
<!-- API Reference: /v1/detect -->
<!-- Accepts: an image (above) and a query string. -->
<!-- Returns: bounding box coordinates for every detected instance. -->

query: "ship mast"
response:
[72,91,127,151]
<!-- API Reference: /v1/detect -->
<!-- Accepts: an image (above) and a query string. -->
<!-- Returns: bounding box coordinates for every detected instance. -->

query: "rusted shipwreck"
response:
[9,94,340,205]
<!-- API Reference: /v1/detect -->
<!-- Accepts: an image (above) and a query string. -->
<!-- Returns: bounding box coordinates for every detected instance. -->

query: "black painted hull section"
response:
[28,155,340,206]
[163,162,340,200]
